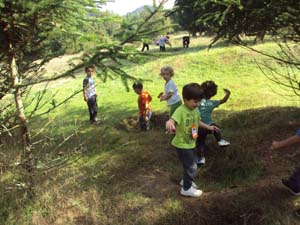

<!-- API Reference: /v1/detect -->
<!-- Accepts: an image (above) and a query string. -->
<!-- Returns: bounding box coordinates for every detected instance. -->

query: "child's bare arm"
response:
[83,88,88,101]
[219,89,231,104]
[160,92,173,101]
[199,121,220,132]
[270,135,300,150]
[166,119,176,133]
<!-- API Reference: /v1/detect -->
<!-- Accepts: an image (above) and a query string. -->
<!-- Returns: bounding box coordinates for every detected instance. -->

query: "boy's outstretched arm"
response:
[160,92,173,101]
[199,121,219,132]
[219,88,231,104]
[166,119,176,133]
[271,135,300,150]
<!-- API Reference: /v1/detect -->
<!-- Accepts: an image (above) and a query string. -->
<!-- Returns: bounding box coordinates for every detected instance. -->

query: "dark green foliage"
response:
[173,0,300,44]
[0,0,102,135]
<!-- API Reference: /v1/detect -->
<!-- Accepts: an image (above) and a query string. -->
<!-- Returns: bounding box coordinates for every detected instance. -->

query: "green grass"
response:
[2,36,300,225]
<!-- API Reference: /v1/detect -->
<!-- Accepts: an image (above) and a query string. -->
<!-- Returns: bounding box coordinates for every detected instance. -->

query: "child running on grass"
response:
[271,130,300,192]
[83,66,98,124]
[271,128,300,217]
[196,80,231,165]
[158,66,182,118]
[132,81,152,131]
[166,83,219,197]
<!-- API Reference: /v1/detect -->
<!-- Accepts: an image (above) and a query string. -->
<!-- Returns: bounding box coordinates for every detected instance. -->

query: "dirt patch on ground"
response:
[115,112,169,131]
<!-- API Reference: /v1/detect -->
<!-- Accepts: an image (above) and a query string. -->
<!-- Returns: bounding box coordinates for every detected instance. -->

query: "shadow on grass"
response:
[152,184,299,225]
[2,106,300,224]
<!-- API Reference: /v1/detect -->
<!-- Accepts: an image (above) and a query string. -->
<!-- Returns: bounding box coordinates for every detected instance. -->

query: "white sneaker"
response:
[197,157,205,165]
[218,139,230,147]
[180,179,198,189]
[180,186,203,197]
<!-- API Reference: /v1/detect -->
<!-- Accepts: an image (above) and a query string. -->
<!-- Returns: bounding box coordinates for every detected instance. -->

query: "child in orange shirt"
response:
[132,81,152,131]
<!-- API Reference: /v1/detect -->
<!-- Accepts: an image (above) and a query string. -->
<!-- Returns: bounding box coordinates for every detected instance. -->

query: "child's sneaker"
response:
[218,139,230,147]
[197,157,205,165]
[282,179,300,195]
[179,179,198,189]
[180,186,203,197]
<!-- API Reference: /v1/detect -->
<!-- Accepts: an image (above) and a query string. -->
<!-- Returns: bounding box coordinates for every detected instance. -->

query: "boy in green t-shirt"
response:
[166,83,219,197]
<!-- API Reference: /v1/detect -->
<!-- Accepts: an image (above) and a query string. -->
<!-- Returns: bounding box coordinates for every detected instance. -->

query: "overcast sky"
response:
[101,0,175,16]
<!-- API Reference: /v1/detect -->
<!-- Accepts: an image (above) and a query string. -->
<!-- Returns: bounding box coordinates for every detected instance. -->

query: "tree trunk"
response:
[9,48,35,197]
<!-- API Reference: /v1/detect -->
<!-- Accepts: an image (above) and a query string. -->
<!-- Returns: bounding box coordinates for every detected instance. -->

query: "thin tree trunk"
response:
[9,47,35,197]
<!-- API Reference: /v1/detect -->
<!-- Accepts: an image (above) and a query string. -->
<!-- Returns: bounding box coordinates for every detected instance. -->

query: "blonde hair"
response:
[160,65,174,77]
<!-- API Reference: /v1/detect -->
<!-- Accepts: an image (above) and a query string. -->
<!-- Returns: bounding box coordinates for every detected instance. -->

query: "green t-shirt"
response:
[171,104,200,149]
[198,99,220,125]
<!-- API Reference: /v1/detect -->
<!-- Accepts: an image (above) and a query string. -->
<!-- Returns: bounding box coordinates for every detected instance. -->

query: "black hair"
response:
[182,83,203,101]
[85,65,94,72]
[201,80,217,99]
[132,81,143,90]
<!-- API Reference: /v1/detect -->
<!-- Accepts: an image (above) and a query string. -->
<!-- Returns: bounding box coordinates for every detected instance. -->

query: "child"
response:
[83,66,98,123]
[271,128,300,217]
[182,36,190,48]
[271,129,300,194]
[166,83,219,197]
[158,66,182,117]
[132,81,152,131]
[196,80,231,165]
[158,35,172,52]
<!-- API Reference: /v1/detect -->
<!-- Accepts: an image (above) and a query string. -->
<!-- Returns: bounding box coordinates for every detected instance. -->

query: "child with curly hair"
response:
[196,80,231,165]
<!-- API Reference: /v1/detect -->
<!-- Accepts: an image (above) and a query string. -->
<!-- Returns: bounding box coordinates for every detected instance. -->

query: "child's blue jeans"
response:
[176,147,197,190]
[87,95,98,122]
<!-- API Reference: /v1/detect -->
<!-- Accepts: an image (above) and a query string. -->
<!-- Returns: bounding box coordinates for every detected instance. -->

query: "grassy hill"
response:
[1,35,300,225]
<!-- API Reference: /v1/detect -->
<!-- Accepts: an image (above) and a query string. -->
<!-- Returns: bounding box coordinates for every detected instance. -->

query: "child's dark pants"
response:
[176,147,197,190]
[287,166,300,192]
[139,116,149,131]
[87,95,98,122]
[160,46,166,51]
[141,43,149,51]
[196,123,222,157]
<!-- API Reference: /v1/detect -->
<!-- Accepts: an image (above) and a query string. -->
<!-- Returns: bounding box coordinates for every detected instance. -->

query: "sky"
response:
[101,0,175,16]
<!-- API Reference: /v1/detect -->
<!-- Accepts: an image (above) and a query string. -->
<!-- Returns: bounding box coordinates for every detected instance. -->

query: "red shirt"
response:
[138,90,152,116]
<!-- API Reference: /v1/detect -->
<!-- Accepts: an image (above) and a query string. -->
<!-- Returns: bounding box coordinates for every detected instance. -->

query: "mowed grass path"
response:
[3,36,300,225]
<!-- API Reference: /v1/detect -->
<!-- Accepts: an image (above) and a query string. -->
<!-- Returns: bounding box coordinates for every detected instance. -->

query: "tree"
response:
[172,0,300,43]
[171,0,206,35]
[0,0,105,195]
[172,0,300,95]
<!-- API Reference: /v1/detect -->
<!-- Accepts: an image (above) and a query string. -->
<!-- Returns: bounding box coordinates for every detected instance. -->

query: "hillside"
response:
[1,35,300,225]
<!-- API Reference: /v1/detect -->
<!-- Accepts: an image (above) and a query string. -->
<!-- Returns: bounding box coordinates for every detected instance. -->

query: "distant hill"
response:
[127,5,154,16]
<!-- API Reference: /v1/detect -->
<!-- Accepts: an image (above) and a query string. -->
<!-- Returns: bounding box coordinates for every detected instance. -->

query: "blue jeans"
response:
[87,95,98,122]
[176,147,197,190]
[139,110,152,131]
